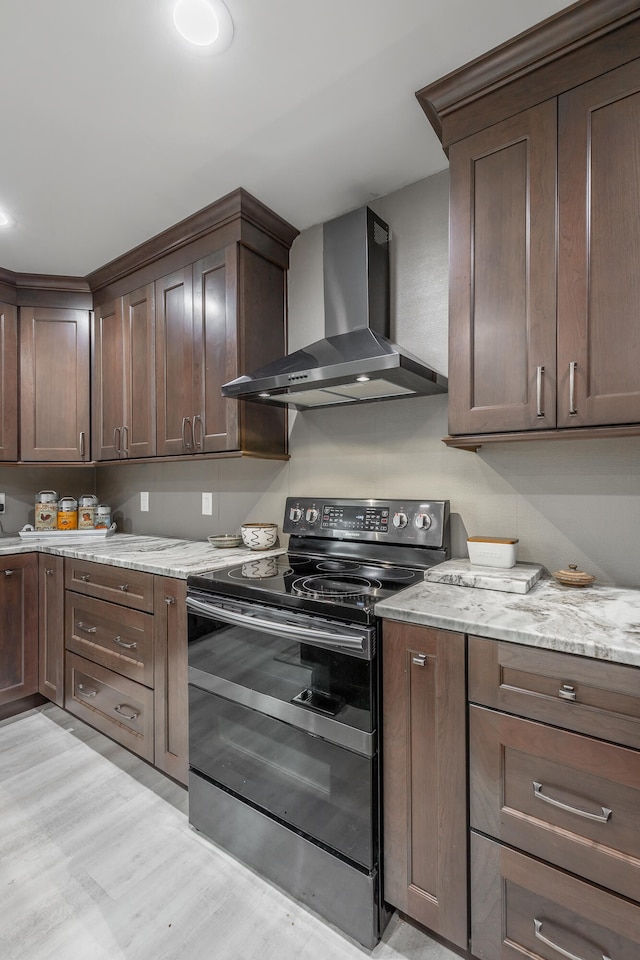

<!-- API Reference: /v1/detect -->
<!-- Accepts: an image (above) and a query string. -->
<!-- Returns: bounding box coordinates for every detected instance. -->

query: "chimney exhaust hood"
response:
[221,206,448,410]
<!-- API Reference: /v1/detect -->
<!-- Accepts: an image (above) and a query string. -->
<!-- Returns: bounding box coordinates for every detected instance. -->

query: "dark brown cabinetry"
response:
[468,635,640,959]
[0,301,18,461]
[153,576,187,784]
[0,554,38,706]
[38,554,64,706]
[418,0,640,446]
[92,283,155,460]
[20,306,91,461]
[382,620,467,949]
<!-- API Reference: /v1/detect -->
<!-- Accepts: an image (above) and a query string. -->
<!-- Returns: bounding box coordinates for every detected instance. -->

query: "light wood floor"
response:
[0,704,461,960]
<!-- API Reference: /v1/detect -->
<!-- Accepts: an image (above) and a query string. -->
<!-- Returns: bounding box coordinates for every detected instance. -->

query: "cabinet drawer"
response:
[65,652,154,762]
[66,593,154,687]
[470,704,640,904]
[471,831,640,960]
[469,636,640,749]
[65,559,154,612]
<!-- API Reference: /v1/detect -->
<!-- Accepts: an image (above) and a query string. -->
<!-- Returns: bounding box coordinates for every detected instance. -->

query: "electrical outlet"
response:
[0,493,5,514]
[202,492,213,516]
[140,491,149,512]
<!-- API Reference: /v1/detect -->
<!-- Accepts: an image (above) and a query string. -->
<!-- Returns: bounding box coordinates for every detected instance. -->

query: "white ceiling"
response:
[0,0,573,277]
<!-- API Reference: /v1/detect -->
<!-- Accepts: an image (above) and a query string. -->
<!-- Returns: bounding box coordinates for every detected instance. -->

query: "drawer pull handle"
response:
[534,919,611,960]
[77,621,97,634]
[114,704,139,721]
[45,567,54,576]
[112,635,137,650]
[4,569,14,576]
[80,574,90,582]
[118,583,129,592]
[558,683,576,701]
[77,683,97,698]
[412,653,427,667]
[533,782,612,823]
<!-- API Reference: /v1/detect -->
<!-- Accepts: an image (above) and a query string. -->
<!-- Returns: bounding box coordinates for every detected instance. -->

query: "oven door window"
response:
[189,686,374,869]
[188,619,374,734]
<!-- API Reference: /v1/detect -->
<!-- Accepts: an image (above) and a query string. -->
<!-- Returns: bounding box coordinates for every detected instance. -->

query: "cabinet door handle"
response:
[79,431,86,458]
[569,360,578,415]
[112,635,137,650]
[118,583,129,592]
[77,683,97,698]
[113,426,121,455]
[76,621,97,634]
[536,365,545,418]
[533,781,612,823]
[45,568,54,576]
[412,653,427,666]
[193,414,203,450]
[181,416,192,450]
[4,569,14,576]
[122,425,129,457]
[165,596,176,605]
[114,704,139,721]
[534,919,611,960]
[558,683,576,701]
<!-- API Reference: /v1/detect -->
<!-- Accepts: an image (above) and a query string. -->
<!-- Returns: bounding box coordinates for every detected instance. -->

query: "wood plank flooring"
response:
[0,705,462,960]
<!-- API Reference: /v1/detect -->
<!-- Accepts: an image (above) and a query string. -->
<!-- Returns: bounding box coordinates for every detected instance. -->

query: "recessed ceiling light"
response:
[171,0,233,51]
[0,210,15,228]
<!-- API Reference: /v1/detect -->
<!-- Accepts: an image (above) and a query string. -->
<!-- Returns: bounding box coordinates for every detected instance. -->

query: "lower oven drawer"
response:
[471,832,640,960]
[189,684,374,869]
[65,652,154,762]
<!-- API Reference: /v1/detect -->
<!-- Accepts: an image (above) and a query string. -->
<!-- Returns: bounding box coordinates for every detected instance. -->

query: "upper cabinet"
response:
[417,0,640,448]
[90,188,298,462]
[0,301,18,461]
[20,305,91,461]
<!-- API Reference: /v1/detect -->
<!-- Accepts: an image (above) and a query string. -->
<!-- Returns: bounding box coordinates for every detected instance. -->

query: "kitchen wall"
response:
[4,169,639,586]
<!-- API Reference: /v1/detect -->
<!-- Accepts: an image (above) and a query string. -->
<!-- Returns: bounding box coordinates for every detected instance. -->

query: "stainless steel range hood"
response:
[221,206,447,410]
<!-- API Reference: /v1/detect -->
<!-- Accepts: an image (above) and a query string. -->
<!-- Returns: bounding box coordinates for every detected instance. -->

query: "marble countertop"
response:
[0,533,286,578]
[376,575,640,668]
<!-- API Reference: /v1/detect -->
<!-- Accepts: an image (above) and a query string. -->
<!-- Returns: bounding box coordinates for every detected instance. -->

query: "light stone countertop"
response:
[375,575,640,668]
[0,533,286,579]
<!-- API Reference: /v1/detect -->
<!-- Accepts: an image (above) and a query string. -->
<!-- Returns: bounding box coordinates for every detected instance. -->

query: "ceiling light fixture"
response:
[171,0,233,52]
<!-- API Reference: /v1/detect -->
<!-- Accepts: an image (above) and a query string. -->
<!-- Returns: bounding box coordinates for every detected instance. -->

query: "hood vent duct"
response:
[221,206,448,409]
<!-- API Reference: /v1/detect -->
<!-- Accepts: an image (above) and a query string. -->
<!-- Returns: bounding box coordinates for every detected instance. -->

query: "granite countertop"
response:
[0,533,286,578]
[375,574,640,668]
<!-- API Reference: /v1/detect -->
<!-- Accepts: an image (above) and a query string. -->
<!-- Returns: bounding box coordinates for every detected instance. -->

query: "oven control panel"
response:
[283,497,449,548]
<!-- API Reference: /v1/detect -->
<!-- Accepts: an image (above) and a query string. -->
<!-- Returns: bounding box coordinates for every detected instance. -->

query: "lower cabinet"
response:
[382,620,468,949]
[0,553,38,707]
[38,554,65,706]
[153,576,188,784]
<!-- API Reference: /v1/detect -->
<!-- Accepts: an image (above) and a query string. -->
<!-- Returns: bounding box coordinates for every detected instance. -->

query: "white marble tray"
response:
[425,558,543,594]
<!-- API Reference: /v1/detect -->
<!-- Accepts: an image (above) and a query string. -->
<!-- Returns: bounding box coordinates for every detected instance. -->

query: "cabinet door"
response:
[153,577,187,784]
[20,307,91,461]
[448,100,557,434]
[558,57,640,427]
[0,302,18,461]
[0,554,38,705]
[192,249,238,453]
[38,554,64,706]
[123,283,155,458]
[155,267,195,456]
[93,298,126,460]
[382,620,467,948]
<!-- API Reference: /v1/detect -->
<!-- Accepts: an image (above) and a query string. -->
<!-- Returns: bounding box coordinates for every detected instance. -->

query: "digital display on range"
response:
[322,504,389,532]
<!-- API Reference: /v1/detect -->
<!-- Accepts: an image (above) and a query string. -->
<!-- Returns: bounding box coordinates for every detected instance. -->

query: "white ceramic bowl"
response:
[241,522,278,551]
[208,533,243,549]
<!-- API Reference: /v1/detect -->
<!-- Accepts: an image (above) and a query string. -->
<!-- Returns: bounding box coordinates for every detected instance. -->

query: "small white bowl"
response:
[241,522,278,551]
[208,534,243,549]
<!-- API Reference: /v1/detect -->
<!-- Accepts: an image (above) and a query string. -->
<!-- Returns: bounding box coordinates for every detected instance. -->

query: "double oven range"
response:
[186,497,449,948]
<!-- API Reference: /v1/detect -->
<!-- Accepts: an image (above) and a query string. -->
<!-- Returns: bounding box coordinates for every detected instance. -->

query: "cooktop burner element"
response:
[292,574,382,600]
[316,559,361,572]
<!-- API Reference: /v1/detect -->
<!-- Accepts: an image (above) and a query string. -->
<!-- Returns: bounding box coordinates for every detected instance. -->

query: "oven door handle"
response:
[186,596,367,652]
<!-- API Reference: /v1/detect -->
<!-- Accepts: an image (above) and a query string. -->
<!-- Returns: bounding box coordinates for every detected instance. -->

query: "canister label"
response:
[35,503,58,530]
[57,509,78,530]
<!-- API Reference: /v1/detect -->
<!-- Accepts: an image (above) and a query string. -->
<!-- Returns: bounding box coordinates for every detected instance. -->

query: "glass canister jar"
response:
[35,490,59,530]
[78,494,99,529]
[94,503,111,529]
[57,496,78,530]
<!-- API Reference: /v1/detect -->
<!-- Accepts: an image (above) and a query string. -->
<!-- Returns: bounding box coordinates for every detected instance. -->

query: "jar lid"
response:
[36,490,58,501]
[78,494,98,506]
[552,564,595,587]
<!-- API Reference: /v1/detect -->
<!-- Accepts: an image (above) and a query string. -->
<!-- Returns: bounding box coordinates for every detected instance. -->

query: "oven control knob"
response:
[289,507,302,523]
[305,508,319,524]
[392,511,408,529]
[415,513,432,530]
